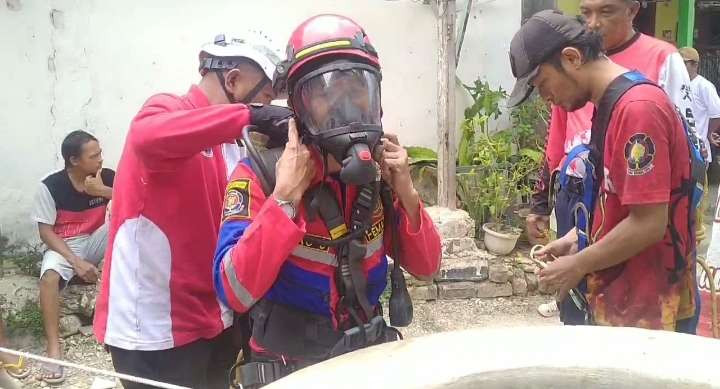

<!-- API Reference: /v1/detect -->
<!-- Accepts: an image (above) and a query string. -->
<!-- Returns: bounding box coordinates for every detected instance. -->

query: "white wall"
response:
[0,0,520,241]
[456,0,521,130]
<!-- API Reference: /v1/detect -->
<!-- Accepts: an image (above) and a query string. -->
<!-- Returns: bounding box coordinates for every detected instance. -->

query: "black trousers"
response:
[108,328,239,389]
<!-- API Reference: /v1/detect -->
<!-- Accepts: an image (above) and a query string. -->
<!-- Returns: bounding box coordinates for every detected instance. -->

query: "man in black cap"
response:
[515,10,698,331]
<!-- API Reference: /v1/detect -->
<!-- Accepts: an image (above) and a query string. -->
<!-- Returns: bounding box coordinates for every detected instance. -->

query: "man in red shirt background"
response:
[528,0,697,246]
[510,10,696,331]
[528,0,699,322]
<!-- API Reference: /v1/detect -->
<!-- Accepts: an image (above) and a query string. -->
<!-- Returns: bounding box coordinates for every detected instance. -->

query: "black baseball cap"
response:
[507,10,588,107]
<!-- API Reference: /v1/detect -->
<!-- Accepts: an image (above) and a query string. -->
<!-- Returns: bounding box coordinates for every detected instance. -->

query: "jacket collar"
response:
[186,84,212,108]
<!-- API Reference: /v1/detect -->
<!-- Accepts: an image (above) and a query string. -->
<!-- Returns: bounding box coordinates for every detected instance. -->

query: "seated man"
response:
[31,130,114,384]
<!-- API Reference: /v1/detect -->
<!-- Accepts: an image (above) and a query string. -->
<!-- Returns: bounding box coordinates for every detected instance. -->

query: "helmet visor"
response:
[294,65,381,135]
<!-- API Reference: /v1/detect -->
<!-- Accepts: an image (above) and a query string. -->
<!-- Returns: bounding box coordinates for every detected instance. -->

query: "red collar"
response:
[186,85,211,108]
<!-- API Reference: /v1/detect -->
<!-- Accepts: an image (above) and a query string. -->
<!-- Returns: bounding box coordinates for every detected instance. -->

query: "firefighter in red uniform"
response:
[213,15,442,387]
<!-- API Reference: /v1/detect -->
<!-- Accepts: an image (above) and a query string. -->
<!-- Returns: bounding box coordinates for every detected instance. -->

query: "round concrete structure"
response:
[267,326,720,388]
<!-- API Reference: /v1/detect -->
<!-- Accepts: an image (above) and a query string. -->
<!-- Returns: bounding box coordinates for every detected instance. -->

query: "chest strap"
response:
[304,183,379,322]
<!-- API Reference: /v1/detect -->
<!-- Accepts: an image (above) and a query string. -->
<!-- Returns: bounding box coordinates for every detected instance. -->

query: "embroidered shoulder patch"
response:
[223,179,251,220]
[624,133,655,176]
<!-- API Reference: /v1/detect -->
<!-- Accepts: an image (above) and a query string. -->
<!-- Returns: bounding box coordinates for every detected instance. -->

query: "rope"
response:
[529,244,589,317]
[529,244,555,269]
[0,346,190,389]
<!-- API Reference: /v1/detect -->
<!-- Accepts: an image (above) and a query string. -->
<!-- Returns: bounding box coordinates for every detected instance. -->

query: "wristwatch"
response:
[274,197,297,220]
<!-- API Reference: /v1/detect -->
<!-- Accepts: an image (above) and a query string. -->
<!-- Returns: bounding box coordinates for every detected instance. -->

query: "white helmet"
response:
[198,32,282,81]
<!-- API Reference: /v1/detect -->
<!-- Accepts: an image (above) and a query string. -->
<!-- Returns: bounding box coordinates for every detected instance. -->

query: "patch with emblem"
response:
[624,133,655,176]
[201,148,214,158]
[223,179,250,219]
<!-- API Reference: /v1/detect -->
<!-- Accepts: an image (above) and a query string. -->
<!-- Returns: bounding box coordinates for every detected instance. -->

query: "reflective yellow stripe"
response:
[329,224,348,240]
[295,40,352,60]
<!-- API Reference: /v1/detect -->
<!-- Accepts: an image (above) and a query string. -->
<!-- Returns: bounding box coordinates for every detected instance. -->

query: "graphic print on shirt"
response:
[624,133,655,176]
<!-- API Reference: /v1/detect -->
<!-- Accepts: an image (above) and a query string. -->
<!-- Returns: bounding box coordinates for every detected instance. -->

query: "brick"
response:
[408,277,434,287]
[426,207,475,239]
[438,282,478,300]
[476,281,513,298]
[435,258,488,282]
[512,269,528,295]
[408,284,438,301]
[489,263,512,283]
[525,272,539,293]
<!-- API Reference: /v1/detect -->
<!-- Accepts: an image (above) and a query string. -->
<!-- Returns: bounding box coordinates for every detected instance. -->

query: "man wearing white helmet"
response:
[93,33,292,389]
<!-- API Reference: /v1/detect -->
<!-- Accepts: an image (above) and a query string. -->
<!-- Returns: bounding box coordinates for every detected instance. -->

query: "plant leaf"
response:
[405,146,438,165]
[520,148,543,163]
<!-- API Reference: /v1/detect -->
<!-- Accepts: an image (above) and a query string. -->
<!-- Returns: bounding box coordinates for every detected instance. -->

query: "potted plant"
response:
[405,79,546,254]
[455,133,536,254]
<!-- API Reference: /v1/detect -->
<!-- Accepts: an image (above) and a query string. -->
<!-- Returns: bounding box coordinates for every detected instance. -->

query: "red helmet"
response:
[273,14,380,96]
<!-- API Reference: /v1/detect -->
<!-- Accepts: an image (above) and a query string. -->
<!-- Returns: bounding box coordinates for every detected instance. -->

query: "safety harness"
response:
[229,126,411,388]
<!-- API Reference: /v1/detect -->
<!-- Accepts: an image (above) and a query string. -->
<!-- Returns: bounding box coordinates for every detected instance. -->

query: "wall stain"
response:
[6,0,21,11]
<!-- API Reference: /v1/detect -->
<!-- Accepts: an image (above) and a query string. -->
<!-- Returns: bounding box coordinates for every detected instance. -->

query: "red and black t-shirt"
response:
[586,84,694,330]
[31,168,115,239]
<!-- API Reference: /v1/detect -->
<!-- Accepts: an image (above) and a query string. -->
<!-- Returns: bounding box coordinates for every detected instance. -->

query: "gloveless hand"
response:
[84,168,107,197]
[272,118,316,205]
[538,254,586,301]
[379,133,414,196]
[71,256,99,283]
[534,229,578,262]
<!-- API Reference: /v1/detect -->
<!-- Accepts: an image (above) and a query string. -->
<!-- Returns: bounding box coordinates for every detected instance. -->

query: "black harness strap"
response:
[341,183,378,322]
[303,183,377,322]
[589,71,693,283]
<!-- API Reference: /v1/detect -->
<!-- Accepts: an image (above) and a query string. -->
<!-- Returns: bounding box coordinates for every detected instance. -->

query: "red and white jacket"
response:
[94,85,250,351]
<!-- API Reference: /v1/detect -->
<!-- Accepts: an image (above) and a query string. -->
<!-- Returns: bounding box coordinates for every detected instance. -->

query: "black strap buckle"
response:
[232,361,288,389]
[329,316,386,357]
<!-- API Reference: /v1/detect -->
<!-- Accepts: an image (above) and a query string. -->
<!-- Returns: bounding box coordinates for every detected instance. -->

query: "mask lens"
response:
[295,67,381,135]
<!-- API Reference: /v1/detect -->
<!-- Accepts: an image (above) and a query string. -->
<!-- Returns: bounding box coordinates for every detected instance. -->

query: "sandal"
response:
[39,363,66,385]
[1,355,31,380]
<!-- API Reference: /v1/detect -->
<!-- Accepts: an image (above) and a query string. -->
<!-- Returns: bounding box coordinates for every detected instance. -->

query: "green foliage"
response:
[12,244,43,278]
[406,146,438,165]
[462,79,506,122]
[457,131,538,227]
[455,80,546,229]
[458,80,507,166]
[403,80,549,222]
[0,232,43,278]
[509,94,549,150]
[4,300,44,339]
